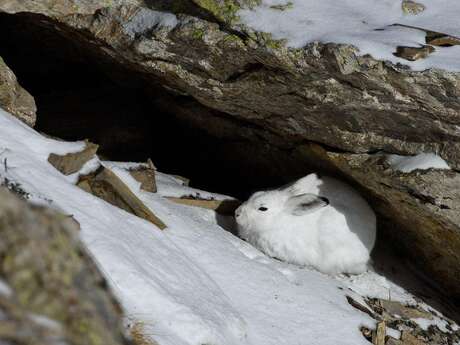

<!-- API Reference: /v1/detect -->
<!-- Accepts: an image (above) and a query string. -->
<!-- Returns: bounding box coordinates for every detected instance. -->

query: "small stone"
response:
[378,299,433,320]
[269,2,293,11]
[401,331,429,345]
[361,326,372,339]
[402,0,426,15]
[393,45,435,61]
[426,31,460,46]
[48,140,99,175]
[129,166,157,193]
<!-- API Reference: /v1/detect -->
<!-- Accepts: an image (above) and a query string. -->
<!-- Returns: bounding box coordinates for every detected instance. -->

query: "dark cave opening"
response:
[0,12,307,200]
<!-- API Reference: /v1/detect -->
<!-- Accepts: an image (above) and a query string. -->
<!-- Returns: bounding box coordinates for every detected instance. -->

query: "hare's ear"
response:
[286,193,329,216]
[286,174,320,194]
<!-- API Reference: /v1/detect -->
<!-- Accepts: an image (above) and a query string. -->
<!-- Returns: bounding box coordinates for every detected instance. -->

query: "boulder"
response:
[0,187,128,345]
[0,56,36,126]
[2,0,460,304]
[78,166,167,229]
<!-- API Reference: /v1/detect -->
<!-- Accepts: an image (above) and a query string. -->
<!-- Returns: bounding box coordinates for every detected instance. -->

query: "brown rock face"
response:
[1,0,460,307]
[0,56,36,126]
[48,140,99,175]
[78,166,167,229]
[0,187,128,345]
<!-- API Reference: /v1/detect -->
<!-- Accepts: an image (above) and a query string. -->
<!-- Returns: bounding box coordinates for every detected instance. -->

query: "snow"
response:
[122,8,178,38]
[386,152,450,172]
[67,156,100,184]
[412,313,453,333]
[155,172,233,200]
[386,327,401,339]
[338,271,416,303]
[0,107,453,345]
[239,0,460,71]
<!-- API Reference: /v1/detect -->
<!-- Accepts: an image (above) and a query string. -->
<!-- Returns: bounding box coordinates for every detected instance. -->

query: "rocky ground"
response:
[1,1,460,345]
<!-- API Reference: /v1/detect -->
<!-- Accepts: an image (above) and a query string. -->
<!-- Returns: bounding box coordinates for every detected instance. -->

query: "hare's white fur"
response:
[235,174,376,275]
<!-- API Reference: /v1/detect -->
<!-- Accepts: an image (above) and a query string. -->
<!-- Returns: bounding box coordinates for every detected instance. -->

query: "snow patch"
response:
[109,165,143,193]
[412,316,450,332]
[122,8,178,38]
[386,152,450,172]
[239,0,460,71]
[386,327,401,339]
[339,271,416,304]
[67,156,101,184]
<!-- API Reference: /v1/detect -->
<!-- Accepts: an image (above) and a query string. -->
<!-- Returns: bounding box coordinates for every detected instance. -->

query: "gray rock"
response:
[0,187,129,345]
[0,56,36,126]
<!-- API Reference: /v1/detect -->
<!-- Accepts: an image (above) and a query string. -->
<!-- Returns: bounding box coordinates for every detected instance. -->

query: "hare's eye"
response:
[258,207,268,211]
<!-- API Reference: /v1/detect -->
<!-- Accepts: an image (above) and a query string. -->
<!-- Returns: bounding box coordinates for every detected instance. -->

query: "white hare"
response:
[235,174,376,275]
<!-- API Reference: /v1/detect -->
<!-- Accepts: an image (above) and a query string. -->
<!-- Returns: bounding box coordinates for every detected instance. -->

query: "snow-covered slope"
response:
[239,0,460,71]
[0,108,453,345]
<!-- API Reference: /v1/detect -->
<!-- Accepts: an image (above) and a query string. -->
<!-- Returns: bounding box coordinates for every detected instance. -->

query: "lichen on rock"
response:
[0,187,129,345]
[0,56,36,126]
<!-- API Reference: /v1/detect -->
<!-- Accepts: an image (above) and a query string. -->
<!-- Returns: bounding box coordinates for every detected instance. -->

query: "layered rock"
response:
[1,0,460,305]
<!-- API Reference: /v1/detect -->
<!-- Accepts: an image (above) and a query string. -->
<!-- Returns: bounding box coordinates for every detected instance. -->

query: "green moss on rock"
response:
[192,28,206,39]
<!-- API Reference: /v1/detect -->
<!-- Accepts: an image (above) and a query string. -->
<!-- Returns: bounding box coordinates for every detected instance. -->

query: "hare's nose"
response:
[235,207,242,218]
